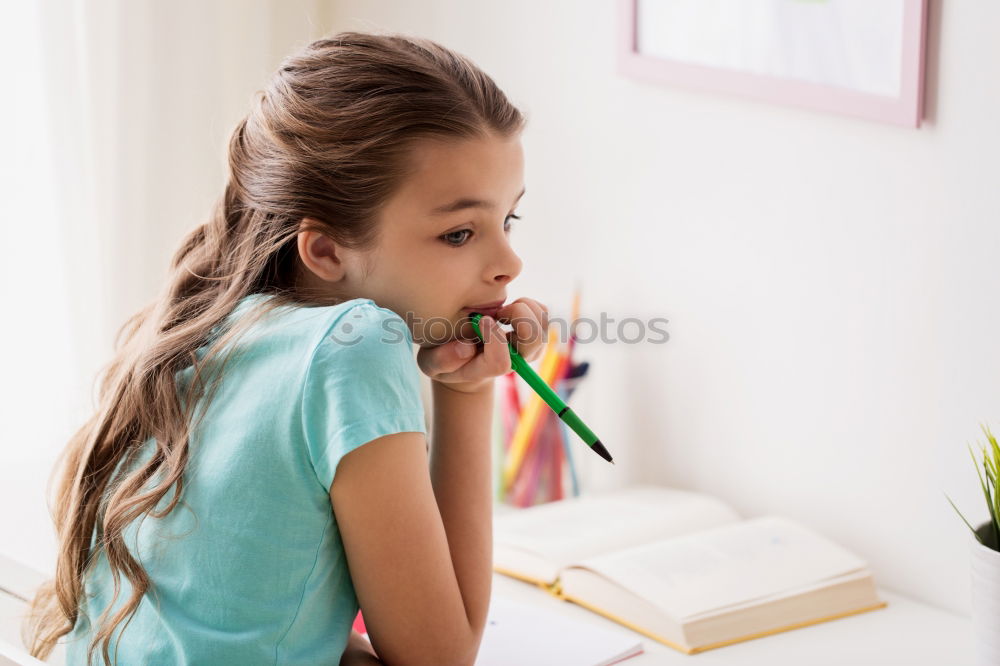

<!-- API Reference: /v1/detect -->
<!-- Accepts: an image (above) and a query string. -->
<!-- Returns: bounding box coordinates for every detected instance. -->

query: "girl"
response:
[25,31,548,666]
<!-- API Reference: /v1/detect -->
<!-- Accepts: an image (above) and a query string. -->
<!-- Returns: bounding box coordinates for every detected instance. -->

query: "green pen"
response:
[469,313,614,465]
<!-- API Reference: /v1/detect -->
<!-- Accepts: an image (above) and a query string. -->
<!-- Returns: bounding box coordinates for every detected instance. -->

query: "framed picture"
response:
[617,0,928,128]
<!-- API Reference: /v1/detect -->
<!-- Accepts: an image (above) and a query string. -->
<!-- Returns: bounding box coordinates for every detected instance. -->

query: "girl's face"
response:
[305,131,525,347]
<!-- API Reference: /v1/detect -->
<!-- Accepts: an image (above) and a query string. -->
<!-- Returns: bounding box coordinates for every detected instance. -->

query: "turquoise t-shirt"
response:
[66,294,427,665]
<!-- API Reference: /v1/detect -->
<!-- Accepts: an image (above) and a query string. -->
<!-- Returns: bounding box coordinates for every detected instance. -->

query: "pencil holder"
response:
[970,522,1000,666]
[490,292,589,509]
[497,369,585,508]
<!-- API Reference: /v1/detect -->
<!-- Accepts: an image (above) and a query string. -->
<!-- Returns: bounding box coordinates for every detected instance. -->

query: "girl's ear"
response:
[297,219,348,283]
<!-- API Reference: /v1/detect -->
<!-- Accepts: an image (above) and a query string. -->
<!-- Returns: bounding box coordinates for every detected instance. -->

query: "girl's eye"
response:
[441,214,521,247]
[441,229,473,247]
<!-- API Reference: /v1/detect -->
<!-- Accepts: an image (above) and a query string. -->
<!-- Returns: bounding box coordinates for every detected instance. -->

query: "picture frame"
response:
[617,0,928,128]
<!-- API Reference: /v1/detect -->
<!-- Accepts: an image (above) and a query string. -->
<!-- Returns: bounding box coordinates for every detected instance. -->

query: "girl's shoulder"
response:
[310,298,415,369]
[232,293,407,338]
[228,294,414,366]
[319,298,413,346]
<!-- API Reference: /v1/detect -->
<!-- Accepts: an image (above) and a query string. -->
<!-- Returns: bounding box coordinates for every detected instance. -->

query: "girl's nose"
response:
[490,243,523,284]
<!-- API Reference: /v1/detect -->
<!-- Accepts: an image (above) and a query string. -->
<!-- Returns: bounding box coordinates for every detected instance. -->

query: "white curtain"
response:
[0,0,332,579]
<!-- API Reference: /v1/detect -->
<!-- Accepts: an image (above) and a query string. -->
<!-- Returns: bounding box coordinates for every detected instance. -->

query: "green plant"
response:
[946,423,1000,552]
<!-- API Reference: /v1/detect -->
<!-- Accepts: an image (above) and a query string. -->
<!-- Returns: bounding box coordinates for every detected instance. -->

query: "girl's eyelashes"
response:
[440,213,521,248]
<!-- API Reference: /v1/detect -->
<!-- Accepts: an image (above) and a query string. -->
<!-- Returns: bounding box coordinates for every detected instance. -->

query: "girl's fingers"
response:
[481,316,513,374]
[416,339,474,379]
[505,302,533,356]
[523,299,549,361]
[518,298,549,331]
[497,298,548,362]
[419,297,550,387]
[430,316,508,384]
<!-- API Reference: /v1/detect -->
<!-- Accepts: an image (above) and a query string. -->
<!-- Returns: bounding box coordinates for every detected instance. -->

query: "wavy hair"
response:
[24,31,525,665]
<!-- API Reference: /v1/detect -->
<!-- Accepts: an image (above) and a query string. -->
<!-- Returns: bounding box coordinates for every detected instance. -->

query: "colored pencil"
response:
[502,326,561,490]
[511,346,571,488]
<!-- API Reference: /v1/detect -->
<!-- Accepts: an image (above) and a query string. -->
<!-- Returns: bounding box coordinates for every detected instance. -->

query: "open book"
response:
[493,484,886,655]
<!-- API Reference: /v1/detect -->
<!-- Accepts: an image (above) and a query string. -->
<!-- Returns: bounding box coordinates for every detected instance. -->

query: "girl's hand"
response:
[417,297,549,394]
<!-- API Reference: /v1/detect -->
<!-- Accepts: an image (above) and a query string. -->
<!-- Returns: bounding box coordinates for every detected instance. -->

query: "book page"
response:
[568,515,868,620]
[475,594,643,666]
[684,569,876,621]
[494,485,740,570]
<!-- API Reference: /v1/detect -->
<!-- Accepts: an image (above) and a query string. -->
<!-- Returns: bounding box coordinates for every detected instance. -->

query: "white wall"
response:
[328,0,999,616]
[0,0,332,593]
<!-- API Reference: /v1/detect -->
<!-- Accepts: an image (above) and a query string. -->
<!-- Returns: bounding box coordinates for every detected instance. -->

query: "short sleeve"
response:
[301,302,427,491]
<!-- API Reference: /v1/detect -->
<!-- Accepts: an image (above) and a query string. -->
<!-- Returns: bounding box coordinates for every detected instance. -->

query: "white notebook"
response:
[476,594,644,666]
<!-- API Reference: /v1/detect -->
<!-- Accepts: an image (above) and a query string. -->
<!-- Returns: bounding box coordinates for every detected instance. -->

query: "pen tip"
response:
[591,440,614,464]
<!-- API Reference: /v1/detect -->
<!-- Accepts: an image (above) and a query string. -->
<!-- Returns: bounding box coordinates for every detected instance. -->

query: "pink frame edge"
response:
[617,0,928,128]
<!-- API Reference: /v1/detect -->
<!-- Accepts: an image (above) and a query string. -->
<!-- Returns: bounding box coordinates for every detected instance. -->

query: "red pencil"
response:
[518,417,549,507]
[500,374,519,453]
[505,370,522,414]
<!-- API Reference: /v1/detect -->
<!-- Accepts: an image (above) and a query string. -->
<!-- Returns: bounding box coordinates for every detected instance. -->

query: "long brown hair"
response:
[25,31,525,665]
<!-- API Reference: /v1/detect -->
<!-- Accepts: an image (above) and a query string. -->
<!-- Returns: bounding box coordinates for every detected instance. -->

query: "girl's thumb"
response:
[455,340,476,358]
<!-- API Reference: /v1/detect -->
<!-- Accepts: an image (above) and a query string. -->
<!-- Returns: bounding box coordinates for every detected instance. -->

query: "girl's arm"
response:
[339,630,382,665]
[427,380,495,643]
[331,303,545,665]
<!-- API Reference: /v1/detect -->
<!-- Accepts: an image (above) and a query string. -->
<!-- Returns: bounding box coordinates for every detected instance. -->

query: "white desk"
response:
[492,572,974,665]
[0,556,976,666]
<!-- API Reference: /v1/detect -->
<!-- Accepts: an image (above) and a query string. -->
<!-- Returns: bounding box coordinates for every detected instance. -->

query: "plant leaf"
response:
[988,424,1000,543]
[945,492,983,544]
[981,422,1000,458]
[969,443,997,527]
[973,430,1000,545]
[982,448,998,526]
[986,424,1000,533]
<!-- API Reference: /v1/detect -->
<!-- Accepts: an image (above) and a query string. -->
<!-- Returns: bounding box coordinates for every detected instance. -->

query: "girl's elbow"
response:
[376,627,482,666]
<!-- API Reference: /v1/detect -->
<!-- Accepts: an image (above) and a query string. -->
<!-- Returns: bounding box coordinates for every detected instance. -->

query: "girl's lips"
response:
[462,300,505,318]
[463,306,500,318]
